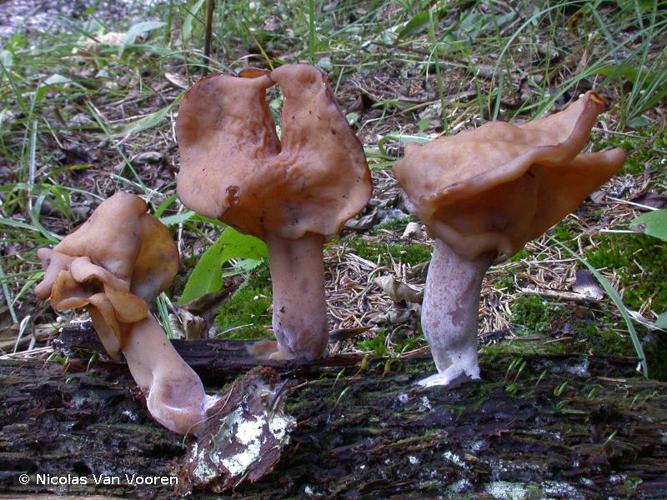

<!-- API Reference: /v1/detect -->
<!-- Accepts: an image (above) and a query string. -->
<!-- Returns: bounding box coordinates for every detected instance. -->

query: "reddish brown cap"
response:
[176,64,371,240]
[34,192,179,359]
[393,91,625,260]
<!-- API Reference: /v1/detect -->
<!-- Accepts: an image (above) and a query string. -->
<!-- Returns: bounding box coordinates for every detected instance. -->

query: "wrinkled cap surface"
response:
[393,91,625,261]
[176,63,372,240]
[34,192,179,358]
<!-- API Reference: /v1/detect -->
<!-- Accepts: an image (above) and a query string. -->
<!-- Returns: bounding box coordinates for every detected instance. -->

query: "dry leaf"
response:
[374,274,421,304]
[165,72,189,89]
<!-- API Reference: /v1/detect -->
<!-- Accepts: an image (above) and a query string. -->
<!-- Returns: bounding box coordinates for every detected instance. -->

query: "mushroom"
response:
[35,192,214,434]
[393,92,626,387]
[176,64,372,360]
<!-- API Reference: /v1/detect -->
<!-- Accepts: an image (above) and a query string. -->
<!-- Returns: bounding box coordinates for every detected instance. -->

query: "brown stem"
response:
[265,233,328,360]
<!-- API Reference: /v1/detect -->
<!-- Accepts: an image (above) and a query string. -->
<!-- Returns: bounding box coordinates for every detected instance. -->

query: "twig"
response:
[203,0,215,75]
[519,287,600,304]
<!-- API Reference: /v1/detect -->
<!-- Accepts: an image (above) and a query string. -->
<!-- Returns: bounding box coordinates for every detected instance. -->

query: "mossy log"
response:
[1,326,666,498]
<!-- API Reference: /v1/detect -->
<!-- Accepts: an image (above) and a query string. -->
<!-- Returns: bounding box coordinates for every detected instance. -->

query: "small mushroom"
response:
[393,92,625,387]
[35,192,214,434]
[176,64,372,360]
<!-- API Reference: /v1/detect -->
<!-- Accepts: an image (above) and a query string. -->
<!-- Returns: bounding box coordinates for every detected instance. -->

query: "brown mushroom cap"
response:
[393,91,625,260]
[34,192,179,359]
[176,63,371,240]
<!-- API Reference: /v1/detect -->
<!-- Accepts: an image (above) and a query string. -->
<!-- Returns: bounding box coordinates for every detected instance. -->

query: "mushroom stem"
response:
[418,239,495,387]
[122,313,214,435]
[265,233,328,360]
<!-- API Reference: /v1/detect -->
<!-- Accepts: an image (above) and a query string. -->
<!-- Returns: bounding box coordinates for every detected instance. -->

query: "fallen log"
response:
[0,327,665,498]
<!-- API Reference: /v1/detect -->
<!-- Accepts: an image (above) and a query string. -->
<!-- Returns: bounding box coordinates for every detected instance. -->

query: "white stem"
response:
[122,314,212,434]
[418,239,494,387]
[265,233,328,360]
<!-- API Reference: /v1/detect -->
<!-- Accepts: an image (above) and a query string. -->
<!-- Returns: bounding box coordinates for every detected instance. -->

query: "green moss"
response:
[510,295,565,335]
[214,264,273,340]
[347,238,432,265]
[585,233,667,312]
[550,219,581,247]
[594,126,667,176]
[370,215,417,235]
[508,248,530,263]
[506,295,642,360]
[640,332,667,381]
[583,324,634,358]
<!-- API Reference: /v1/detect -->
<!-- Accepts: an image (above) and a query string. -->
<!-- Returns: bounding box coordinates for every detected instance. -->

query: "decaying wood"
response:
[1,327,666,498]
[55,325,368,383]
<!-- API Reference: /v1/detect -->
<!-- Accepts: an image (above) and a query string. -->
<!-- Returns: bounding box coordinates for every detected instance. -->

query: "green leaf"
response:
[626,115,651,129]
[657,312,667,329]
[182,0,207,43]
[398,11,430,39]
[0,50,12,70]
[630,209,667,242]
[114,97,179,137]
[154,194,178,218]
[180,227,268,304]
[160,210,195,226]
[119,20,166,55]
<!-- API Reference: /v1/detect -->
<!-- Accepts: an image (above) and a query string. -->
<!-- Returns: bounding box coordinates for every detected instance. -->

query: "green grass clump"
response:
[347,238,432,266]
[586,234,667,312]
[214,264,272,340]
[356,330,389,357]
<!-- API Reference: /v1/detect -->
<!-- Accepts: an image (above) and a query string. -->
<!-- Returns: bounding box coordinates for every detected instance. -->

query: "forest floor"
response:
[0,0,666,498]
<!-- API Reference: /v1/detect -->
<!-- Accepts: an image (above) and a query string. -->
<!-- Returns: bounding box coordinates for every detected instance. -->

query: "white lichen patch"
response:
[565,358,590,377]
[269,412,294,440]
[190,442,219,482]
[193,404,297,480]
[528,428,562,441]
[236,413,264,445]
[484,457,542,480]
[418,396,432,411]
[71,394,88,409]
[484,481,531,500]
[217,407,264,476]
[222,438,262,476]
[448,478,472,494]
[463,439,486,453]
[609,473,626,484]
[442,450,467,469]
[542,481,584,499]
[408,455,420,465]
[121,409,139,422]
[578,477,595,487]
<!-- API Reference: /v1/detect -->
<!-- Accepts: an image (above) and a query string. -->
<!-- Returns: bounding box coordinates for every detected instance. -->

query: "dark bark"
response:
[1,327,666,498]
